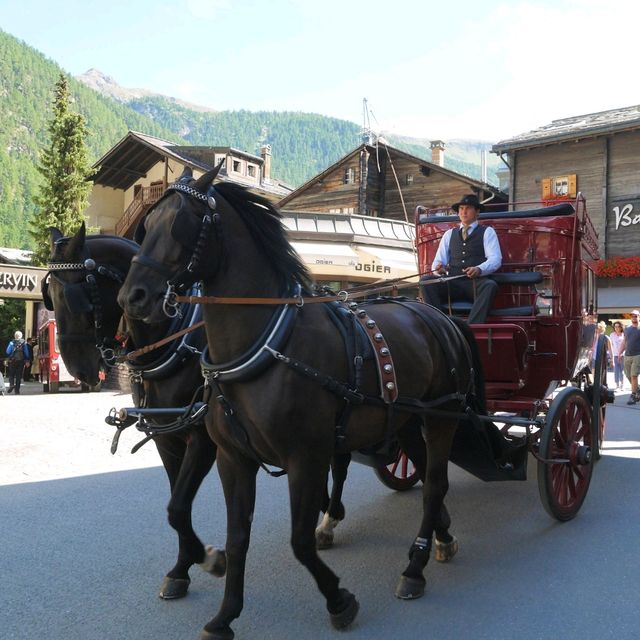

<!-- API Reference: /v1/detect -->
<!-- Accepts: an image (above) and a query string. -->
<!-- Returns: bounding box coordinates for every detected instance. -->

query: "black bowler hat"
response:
[451,194,485,212]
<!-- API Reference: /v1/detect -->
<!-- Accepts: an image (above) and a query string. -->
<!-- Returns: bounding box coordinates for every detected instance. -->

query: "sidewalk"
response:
[0,386,162,485]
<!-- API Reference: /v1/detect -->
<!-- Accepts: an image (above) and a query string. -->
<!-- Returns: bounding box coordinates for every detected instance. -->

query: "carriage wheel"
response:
[537,387,594,521]
[590,335,608,460]
[374,448,421,491]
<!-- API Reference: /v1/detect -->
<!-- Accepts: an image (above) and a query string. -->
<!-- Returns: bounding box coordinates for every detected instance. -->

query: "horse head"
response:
[45,223,138,385]
[119,165,311,327]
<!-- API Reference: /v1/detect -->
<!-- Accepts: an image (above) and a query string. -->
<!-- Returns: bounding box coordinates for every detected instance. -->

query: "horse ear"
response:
[66,222,87,256]
[49,227,63,247]
[193,165,223,192]
[177,166,193,183]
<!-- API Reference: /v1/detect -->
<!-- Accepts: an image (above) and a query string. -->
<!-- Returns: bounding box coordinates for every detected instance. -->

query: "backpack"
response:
[10,340,25,362]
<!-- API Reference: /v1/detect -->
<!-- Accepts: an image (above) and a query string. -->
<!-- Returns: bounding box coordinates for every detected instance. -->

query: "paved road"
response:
[2,382,639,639]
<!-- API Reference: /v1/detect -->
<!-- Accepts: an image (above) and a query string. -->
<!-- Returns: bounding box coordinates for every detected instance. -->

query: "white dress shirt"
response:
[432,221,502,275]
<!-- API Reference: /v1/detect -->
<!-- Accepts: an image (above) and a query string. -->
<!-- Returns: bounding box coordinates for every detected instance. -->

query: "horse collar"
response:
[200,284,301,384]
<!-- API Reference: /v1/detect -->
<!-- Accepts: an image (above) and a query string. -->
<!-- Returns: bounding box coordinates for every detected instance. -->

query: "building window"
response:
[247,164,257,178]
[542,174,577,199]
[215,155,226,168]
[344,167,356,184]
[343,207,355,214]
[406,174,414,185]
[329,208,341,213]
[232,160,242,173]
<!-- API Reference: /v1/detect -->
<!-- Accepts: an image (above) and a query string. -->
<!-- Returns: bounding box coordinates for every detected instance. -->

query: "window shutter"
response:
[542,178,552,199]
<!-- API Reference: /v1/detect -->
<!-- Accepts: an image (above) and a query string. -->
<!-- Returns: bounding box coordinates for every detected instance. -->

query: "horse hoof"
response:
[199,546,227,577]
[329,589,359,630]
[158,576,190,600]
[315,528,334,550]
[434,536,459,563]
[200,626,234,640]
[395,575,425,600]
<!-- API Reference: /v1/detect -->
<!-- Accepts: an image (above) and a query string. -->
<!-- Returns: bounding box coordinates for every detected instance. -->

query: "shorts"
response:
[623,354,640,378]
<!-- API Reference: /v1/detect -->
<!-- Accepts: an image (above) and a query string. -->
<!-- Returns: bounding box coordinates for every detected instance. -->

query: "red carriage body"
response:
[415,195,600,415]
[412,194,610,520]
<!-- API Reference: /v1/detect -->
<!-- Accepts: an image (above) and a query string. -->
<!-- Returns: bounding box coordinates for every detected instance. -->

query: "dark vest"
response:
[448,225,487,275]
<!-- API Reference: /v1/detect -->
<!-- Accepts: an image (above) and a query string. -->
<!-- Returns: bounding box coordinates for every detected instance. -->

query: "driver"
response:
[421,194,502,324]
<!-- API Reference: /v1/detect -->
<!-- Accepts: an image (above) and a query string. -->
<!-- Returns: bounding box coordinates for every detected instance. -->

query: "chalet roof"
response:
[91,131,292,198]
[91,131,210,190]
[493,104,640,153]
[278,142,505,207]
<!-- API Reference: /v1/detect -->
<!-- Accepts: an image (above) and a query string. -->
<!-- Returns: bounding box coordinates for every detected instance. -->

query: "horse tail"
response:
[449,318,487,415]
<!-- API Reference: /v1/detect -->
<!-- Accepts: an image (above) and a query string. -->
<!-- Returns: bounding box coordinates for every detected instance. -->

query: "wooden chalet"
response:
[85,131,292,238]
[493,105,640,314]
[278,141,507,221]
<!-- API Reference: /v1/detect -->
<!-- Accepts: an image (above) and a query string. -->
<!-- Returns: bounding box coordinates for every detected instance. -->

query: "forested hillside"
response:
[0,30,181,248]
[1,28,503,251]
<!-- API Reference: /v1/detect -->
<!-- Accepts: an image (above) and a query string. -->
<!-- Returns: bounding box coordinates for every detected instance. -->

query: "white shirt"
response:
[432,221,502,275]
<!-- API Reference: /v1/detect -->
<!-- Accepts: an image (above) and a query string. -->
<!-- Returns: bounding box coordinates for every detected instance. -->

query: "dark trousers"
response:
[7,360,25,392]
[421,276,498,324]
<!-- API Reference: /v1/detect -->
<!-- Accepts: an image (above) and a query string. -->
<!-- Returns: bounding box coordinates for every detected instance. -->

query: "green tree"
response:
[31,74,93,264]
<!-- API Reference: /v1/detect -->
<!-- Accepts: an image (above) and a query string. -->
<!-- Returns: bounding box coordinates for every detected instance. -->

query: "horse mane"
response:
[214,182,313,293]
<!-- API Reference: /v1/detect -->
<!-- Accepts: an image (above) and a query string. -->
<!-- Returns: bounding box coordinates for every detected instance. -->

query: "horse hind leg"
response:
[315,452,350,550]
[396,421,456,600]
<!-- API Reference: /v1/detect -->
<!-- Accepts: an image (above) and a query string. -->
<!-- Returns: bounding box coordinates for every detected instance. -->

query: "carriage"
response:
[402,192,614,520]
[47,170,614,638]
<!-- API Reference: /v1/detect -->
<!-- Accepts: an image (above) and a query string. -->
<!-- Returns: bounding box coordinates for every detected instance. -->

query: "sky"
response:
[1,0,639,141]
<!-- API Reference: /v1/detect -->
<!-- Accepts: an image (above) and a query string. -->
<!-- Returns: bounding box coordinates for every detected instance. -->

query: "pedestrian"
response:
[6,330,30,395]
[610,320,626,391]
[420,194,502,324]
[593,321,613,370]
[620,310,640,405]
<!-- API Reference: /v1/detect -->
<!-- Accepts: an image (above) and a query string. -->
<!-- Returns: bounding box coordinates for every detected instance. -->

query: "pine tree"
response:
[31,74,93,265]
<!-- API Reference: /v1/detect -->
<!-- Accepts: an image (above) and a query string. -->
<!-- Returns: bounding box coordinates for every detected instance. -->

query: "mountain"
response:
[0,28,504,250]
[80,72,505,187]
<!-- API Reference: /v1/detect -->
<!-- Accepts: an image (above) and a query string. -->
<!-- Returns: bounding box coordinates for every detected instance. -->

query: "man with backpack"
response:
[6,330,30,395]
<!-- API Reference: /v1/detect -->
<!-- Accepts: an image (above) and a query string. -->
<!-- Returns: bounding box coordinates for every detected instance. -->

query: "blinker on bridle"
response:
[45,253,125,364]
[135,180,220,319]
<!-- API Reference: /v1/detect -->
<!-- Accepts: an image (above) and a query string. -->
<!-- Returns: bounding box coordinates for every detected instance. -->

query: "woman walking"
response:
[610,320,626,391]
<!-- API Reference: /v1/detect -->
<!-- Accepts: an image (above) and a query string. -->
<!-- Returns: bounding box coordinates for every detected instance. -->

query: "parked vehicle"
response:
[37,319,83,392]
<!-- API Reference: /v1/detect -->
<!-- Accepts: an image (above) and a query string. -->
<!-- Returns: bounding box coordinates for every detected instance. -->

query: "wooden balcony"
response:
[115,183,166,237]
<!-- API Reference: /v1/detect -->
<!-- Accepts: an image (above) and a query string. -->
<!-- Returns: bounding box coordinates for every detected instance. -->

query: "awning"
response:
[290,242,359,268]
[354,245,419,280]
[598,282,640,313]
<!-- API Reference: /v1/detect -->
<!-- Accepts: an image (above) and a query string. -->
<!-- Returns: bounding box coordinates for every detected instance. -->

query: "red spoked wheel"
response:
[537,387,594,521]
[374,448,421,491]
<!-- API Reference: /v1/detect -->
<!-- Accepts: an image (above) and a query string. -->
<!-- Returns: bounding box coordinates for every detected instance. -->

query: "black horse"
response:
[119,170,481,639]
[44,224,225,599]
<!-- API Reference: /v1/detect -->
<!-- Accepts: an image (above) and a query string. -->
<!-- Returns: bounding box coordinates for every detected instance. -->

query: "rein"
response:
[174,273,467,307]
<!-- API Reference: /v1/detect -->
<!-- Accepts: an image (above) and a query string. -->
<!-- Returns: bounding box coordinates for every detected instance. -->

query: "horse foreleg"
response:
[396,421,456,600]
[201,448,258,640]
[315,452,351,550]
[398,420,458,561]
[157,430,218,600]
[289,457,359,630]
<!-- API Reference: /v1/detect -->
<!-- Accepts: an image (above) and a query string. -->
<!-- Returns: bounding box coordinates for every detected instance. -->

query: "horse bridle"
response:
[131,180,223,318]
[44,252,125,365]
